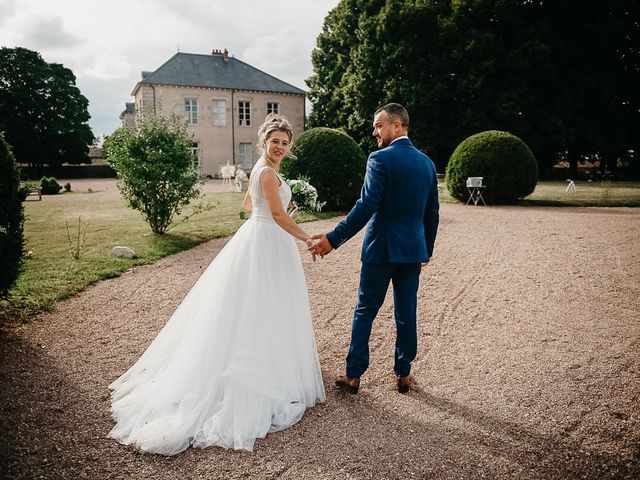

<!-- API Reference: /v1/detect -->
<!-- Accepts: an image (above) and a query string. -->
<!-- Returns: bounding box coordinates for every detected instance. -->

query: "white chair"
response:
[220,163,235,185]
[565,179,576,192]
[466,177,486,206]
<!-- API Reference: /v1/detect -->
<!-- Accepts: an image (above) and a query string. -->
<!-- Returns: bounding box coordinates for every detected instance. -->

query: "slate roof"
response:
[136,52,305,95]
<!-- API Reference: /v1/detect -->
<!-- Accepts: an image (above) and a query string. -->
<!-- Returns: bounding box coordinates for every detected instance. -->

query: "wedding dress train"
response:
[108,165,325,455]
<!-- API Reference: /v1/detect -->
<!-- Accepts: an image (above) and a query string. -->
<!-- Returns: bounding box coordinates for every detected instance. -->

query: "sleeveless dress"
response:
[108,165,325,455]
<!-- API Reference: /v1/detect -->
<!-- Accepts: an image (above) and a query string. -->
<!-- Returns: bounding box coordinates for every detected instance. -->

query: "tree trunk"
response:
[568,149,578,179]
[599,153,607,176]
[601,149,618,178]
[609,151,618,178]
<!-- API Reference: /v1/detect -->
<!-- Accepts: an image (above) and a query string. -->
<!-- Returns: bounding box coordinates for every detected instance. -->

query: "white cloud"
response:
[0,0,16,25]
[0,0,340,137]
[22,15,81,49]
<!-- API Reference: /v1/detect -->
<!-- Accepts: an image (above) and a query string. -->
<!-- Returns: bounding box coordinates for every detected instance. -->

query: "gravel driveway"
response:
[1,203,639,479]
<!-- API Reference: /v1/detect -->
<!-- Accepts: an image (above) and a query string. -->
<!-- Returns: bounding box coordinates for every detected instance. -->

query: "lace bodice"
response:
[249,164,291,221]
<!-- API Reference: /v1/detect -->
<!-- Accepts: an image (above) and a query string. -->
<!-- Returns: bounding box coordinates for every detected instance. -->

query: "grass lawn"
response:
[4,190,338,322]
[519,180,640,207]
[438,180,640,207]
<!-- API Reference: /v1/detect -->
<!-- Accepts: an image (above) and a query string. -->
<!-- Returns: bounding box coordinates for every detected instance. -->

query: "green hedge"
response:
[281,128,366,210]
[446,130,538,204]
[0,132,24,295]
[40,176,62,195]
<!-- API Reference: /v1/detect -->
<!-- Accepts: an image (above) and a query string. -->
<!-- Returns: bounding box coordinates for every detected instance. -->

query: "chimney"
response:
[223,48,229,61]
[211,49,221,55]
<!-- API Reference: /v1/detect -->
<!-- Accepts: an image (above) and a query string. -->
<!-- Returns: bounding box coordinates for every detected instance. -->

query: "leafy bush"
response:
[17,181,35,201]
[40,176,62,195]
[0,132,24,296]
[63,182,71,192]
[445,130,538,204]
[104,113,200,234]
[281,127,366,210]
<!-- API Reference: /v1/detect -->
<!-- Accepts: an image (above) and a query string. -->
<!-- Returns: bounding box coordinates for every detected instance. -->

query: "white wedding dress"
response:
[108,165,325,455]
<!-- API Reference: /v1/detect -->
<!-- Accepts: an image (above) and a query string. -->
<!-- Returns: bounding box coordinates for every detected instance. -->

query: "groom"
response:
[310,103,439,394]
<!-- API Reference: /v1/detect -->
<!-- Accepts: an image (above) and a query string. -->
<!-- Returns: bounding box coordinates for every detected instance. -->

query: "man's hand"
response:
[308,233,334,259]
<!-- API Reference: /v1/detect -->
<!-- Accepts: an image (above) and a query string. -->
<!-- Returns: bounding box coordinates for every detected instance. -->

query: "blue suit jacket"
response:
[326,137,439,263]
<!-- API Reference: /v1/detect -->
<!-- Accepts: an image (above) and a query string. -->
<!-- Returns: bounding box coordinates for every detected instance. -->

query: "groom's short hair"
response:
[376,103,409,130]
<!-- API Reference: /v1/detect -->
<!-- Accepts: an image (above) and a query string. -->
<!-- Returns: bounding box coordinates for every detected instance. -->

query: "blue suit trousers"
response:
[346,262,422,379]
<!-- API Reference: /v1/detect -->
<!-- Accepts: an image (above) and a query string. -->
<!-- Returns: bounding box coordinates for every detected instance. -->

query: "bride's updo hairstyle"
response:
[257,113,293,153]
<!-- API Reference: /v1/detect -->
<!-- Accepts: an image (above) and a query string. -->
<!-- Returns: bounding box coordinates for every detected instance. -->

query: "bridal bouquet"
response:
[286,176,326,213]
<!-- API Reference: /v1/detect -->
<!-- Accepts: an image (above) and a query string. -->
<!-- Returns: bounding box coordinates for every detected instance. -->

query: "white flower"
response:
[285,177,325,213]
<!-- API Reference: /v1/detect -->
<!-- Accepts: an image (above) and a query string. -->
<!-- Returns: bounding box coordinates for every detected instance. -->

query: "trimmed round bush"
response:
[0,132,24,296]
[445,130,538,204]
[40,176,62,195]
[281,128,366,211]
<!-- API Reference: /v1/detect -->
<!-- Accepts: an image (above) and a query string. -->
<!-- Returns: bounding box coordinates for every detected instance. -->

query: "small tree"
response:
[0,132,24,296]
[104,113,200,234]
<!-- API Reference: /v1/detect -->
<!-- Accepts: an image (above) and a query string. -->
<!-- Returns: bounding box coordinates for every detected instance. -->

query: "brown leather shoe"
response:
[335,374,360,394]
[394,375,412,394]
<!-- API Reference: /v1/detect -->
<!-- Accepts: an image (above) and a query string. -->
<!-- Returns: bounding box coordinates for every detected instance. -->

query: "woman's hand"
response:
[305,238,317,262]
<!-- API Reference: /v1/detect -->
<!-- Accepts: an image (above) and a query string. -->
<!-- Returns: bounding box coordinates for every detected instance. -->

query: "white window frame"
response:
[267,102,279,114]
[184,98,198,124]
[212,99,226,126]
[239,142,253,169]
[238,101,251,126]
[190,143,202,173]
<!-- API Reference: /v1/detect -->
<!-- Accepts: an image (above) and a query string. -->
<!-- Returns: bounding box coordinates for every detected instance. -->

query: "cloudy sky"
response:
[0,0,341,139]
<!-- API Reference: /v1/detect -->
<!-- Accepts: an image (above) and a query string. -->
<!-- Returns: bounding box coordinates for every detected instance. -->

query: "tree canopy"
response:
[307,0,639,176]
[0,47,94,168]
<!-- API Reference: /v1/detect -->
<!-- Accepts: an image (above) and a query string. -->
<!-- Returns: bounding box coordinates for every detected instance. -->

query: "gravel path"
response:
[1,204,639,479]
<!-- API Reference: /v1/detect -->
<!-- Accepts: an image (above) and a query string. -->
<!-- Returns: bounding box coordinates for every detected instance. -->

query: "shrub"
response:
[63,182,71,192]
[17,182,32,201]
[104,113,200,234]
[40,176,62,195]
[281,128,366,210]
[445,130,538,204]
[0,132,24,296]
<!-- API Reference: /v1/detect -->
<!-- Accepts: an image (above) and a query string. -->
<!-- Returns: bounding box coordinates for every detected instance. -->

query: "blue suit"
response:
[327,137,439,378]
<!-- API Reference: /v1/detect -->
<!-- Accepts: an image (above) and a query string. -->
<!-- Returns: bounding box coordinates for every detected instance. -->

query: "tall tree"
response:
[0,47,94,168]
[307,0,639,176]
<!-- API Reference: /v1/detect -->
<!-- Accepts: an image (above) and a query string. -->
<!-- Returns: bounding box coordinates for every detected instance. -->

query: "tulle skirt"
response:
[108,216,326,455]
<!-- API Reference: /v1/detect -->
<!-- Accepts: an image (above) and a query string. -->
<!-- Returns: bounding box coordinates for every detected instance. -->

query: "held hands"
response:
[307,233,333,260]
[305,238,317,262]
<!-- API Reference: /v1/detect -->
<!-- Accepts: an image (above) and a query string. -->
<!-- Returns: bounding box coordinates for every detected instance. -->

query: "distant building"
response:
[88,146,105,165]
[123,49,305,177]
[120,102,136,130]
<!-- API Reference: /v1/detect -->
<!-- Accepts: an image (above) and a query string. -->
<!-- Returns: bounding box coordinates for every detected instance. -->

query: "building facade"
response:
[122,49,305,177]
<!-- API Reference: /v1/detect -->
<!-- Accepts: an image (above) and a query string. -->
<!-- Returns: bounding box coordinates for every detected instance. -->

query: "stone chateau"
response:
[122,49,305,177]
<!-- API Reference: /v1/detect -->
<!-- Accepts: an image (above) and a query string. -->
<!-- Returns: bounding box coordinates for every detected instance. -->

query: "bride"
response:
[108,113,325,455]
